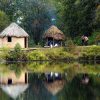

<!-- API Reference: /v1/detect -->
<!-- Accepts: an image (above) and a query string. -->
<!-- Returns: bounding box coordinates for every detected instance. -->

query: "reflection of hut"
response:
[0,72,28,99]
[45,72,62,82]
[43,25,65,46]
[44,80,65,95]
[0,72,28,85]
[0,23,29,48]
[95,34,100,45]
[1,84,28,99]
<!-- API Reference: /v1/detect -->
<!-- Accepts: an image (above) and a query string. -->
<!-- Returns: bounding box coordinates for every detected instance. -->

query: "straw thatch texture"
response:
[44,80,65,95]
[0,23,29,38]
[1,84,28,99]
[43,26,65,40]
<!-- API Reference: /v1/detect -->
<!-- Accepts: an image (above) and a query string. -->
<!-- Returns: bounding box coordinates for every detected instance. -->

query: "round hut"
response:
[0,23,29,48]
[43,25,65,47]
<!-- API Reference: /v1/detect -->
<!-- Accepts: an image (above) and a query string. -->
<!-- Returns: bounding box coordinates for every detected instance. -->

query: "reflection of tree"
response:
[17,73,53,100]
[64,63,100,82]
[57,74,100,100]
[0,88,10,100]
[27,61,69,73]
[2,62,27,77]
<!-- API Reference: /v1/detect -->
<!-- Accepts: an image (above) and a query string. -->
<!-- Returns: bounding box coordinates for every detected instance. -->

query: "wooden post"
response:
[27,37,28,48]
[61,41,62,47]
[53,38,54,46]
[27,72,28,83]
[25,72,28,84]
[47,38,48,46]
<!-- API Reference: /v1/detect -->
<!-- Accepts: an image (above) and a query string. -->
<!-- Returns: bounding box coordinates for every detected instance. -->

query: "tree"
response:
[94,4,100,30]
[0,10,10,32]
[62,0,97,37]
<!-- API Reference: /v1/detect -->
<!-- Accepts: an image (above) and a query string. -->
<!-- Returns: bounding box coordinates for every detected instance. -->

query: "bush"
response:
[9,43,22,60]
[6,43,28,61]
[45,48,75,60]
[81,46,100,60]
[27,50,47,60]
[0,46,10,60]
[64,39,76,53]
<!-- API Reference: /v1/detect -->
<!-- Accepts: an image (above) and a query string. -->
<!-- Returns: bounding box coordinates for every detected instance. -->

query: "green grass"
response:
[27,47,75,60]
[0,45,100,61]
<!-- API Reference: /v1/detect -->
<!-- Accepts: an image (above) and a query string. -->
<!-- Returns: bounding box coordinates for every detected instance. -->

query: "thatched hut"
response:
[0,23,29,48]
[43,25,65,47]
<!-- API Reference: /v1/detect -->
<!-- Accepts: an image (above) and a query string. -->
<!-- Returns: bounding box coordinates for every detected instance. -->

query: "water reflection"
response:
[0,71,28,99]
[0,62,100,100]
[58,73,100,100]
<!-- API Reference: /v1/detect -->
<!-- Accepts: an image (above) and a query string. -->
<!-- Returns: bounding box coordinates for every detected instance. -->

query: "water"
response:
[0,62,100,100]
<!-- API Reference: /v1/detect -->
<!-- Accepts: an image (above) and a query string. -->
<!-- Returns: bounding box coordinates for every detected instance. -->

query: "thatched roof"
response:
[44,80,65,95]
[1,84,28,99]
[0,23,29,38]
[43,25,65,40]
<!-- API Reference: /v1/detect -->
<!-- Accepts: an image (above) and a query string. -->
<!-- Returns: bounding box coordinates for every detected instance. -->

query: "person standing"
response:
[81,35,85,46]
[84,36,88,46]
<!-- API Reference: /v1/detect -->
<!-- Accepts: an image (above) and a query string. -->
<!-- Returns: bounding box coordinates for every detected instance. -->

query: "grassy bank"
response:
[79,46,100,61]
[0,44,100,61]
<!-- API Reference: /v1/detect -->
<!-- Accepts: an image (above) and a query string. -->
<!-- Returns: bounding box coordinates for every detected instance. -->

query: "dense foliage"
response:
[80,46,100,60]
[0,43,27,61]
[0,10,10,31]
[0,0,99,45]
[0,46,100,61]
[0,46,75,61]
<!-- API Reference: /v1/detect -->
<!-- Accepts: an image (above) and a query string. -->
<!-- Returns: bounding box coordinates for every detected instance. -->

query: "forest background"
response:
[0,0,99,46]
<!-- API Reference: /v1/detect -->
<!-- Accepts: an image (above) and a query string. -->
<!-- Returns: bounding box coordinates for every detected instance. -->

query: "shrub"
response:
[81,46,100,60]
[45,48,75,60]
[0,46,10,60]
[64,39,76,53]
[27,50,47,60]
[9,43,22,60]
[6,43,28,61]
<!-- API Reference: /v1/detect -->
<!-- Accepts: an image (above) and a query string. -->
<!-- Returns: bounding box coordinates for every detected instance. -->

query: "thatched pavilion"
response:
[43,25,65,47]
[0,23,29,48]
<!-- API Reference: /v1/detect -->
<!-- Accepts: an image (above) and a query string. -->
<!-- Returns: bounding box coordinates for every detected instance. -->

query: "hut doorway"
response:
[47,37,53,46]
[46,38,62,46]
[24,37,27,48]
[8,78,12,85]
[25,73,28,84]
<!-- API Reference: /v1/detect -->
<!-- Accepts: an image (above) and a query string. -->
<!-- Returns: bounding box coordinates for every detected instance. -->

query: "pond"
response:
[0,61,100,100]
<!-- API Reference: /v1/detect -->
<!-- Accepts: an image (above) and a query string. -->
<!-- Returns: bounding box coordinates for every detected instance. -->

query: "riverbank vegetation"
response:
[0,44,100,61]
[80,46,100,61]
[0,61,100,75]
